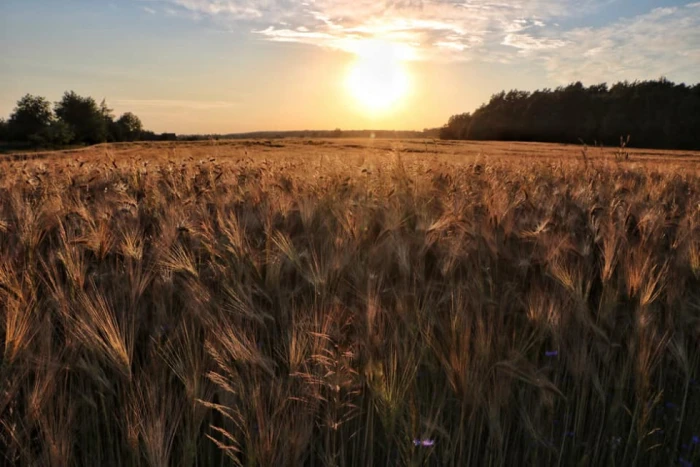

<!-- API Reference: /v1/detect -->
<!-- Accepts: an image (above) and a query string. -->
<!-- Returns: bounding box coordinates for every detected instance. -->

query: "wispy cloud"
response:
[166,0,264,20]
[540,4,700,83]
[502,34,567,51]
[142,6,157,14]
[145,0,700,82]
[252,0,579,61]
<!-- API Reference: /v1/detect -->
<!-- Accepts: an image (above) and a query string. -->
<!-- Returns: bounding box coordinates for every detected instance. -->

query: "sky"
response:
[1,0,699,134]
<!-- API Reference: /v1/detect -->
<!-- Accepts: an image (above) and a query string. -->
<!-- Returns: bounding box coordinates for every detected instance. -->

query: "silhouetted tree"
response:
[439,113,471,139]
[98,98,119,142]
[3,91,159,147]
[0,118,8,141]
[35,120,74,146]
[140,130,157,141]
[423,127,441,138]
[440,79,700,150]
[116,112,143,142]
[7,94,54,142]
[55,91,108,144]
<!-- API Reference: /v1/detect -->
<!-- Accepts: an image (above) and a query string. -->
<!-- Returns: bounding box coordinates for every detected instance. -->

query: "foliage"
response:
[7,94,54,142]
[441,78,700,149]
[439,113,471,140]
[2,92,170,147]
[55,91,109,145]
[100,98,118,142]
[26,120,75,146]
[0,141,699,466]
[0,119,8,141]
[116,112,143,142]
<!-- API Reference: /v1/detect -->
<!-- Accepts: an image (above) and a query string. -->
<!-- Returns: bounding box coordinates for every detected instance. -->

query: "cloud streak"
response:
[146,0,700,83]
[541,4,700,83]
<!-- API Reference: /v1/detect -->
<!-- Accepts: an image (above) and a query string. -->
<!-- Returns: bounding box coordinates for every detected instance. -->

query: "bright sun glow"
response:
[345,41,411,114]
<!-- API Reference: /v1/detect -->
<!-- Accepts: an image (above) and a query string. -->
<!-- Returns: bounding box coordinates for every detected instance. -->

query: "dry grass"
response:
[1,139,700,466]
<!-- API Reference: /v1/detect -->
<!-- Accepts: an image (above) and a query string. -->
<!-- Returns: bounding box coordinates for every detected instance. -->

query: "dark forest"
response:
[440,79,700,150]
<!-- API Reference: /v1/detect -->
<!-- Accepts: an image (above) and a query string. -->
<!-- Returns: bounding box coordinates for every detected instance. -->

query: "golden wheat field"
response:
[1,139,700,466]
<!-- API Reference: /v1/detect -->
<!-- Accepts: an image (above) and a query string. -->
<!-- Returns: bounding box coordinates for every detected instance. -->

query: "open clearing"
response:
[1,139,700,466]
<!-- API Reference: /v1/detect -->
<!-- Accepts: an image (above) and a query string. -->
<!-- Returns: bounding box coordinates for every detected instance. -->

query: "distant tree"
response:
[7,94,54,142]
[55,91,107,144]
[0,118,8,141]
[440,78,700,150]
[23,120,74,147]
[422,127,441,138]
[440,113,471,140]
[332,128,342,138]
[99,98,118,142]
[44,120,74,146]
[116,112,143,141]
[140,130,159,141]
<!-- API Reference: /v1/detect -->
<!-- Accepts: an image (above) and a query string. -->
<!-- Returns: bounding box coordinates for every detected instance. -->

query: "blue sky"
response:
[1,0,699,133]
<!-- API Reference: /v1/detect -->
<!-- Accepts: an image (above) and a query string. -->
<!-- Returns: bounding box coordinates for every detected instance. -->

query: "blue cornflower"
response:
[413,439,435,447]
[545,350,559,357]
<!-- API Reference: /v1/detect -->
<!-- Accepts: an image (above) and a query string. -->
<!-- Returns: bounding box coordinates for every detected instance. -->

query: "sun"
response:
[345,41,411,115]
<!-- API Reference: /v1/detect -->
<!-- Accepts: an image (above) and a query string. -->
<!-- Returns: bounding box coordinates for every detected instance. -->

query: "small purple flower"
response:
[666,402,678,409]
[413,439,435,447]
[678,457,692,467]
[692,435,699,445]
[566,431,575,438]
[682,444,690,451]
[545,350,559,357]
[156,324,171,338]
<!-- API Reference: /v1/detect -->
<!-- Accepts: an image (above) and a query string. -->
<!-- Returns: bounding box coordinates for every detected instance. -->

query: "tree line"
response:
[440,79,700,150]
[0,92,177,147]
[210,129,439,140]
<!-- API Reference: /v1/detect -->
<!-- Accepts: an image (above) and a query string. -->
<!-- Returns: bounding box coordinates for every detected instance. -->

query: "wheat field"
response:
[1,139,699,466]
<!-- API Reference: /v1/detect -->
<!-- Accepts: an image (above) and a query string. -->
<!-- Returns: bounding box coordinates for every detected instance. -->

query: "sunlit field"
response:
[2,139,700,466]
